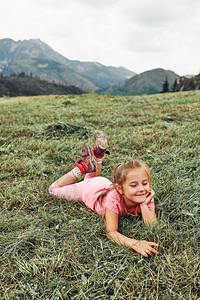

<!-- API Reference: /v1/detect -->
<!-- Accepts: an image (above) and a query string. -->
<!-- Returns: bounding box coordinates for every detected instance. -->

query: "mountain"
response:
[100,68,180,95]
[0,73,84,97]
[65,61,136,88]
[1,58,98,92]
[0,38,71,65]
[0,38,135,91]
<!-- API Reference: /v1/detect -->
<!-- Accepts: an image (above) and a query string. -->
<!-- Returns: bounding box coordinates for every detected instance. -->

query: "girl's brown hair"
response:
[97,159,152,205]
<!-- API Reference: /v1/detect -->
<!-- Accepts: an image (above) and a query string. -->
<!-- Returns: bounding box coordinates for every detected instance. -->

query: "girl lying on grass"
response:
[49,131,159,257]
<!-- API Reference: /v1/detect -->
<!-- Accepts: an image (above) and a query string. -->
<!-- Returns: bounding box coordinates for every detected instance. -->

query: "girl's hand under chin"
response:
[143,189,155,204]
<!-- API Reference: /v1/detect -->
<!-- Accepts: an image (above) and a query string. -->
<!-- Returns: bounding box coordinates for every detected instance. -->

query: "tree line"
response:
[161,74,200,93]
[0,73,85,97]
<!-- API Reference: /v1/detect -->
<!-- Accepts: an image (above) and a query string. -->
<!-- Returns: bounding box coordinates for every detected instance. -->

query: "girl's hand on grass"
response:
[143,189,155,204]
[132,240,159,257]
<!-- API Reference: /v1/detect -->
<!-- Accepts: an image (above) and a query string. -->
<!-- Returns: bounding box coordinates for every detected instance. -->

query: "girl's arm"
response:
[105,208,158,257]
[140,189,156,224]
[140,203,156,224]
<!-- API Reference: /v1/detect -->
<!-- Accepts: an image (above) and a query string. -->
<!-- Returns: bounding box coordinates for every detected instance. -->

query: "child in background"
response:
[49,131,159,257]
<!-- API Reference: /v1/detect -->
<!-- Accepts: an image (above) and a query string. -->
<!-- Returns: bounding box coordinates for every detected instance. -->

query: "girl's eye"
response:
[130,184,137,188]
[143,182,148,185]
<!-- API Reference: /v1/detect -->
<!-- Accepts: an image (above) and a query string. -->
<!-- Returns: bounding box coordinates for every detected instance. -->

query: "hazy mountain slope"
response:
[0,38,135,89]
[66,61,136,88]
[1,58,99,92]
[102,68,180,95]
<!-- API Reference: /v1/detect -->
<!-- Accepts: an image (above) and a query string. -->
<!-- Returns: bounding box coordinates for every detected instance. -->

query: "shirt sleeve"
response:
[104,190,126,215]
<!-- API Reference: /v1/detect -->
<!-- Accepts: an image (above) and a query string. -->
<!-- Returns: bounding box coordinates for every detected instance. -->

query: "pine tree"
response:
[162,76,169,93]
[172,79,178,92]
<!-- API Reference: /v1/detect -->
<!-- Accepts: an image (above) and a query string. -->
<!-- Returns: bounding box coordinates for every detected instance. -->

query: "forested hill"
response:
[100,68,179,96]
[0,73,84,97]
[173,73,200,92]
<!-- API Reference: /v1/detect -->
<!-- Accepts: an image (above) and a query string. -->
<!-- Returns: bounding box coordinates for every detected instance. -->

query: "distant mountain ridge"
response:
[0,38,136,91]
[66,61,134,89]
[101,68,180,95]
[2,58,98,92]
[0,38,71,64]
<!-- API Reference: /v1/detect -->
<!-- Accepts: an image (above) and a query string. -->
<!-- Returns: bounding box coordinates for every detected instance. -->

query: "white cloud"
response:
[0,0,200,75]
[74,0,120,9]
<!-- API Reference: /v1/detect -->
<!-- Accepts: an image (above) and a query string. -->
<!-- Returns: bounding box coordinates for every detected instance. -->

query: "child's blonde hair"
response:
[97,159,152,205]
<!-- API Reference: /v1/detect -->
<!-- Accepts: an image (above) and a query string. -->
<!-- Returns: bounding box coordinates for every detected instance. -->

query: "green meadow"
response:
[0,91,199,299]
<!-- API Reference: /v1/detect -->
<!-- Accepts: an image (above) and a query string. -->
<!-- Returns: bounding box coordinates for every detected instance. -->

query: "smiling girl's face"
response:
[119,167,150,206]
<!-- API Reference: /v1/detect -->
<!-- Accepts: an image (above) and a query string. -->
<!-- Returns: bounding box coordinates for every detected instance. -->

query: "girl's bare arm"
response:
[140,203,156,224]
[105,208,158,257]
[140,189,156,224]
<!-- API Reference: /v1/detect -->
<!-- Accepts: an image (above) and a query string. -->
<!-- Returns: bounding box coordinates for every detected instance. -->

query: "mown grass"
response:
[0,91,199,299]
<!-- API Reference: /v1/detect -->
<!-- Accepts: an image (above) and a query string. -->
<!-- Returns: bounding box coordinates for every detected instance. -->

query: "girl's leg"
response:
[49,165,100,200]
[49,144,96,199]
[49,181,80,200]
[49,130,109,198]
[56,171,77,187]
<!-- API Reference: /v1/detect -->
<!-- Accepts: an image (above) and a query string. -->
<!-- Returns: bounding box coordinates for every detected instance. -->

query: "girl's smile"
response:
[119,168,150,207]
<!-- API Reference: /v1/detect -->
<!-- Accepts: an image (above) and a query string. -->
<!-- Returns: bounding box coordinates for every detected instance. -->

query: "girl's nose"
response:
[138,184,145,191]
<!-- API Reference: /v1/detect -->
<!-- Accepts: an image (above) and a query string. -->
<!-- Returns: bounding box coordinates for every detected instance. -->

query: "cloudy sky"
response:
[1,0,200,75]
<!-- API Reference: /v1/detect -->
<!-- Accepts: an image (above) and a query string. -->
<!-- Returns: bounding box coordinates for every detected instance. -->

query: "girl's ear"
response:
[115,183,123,195]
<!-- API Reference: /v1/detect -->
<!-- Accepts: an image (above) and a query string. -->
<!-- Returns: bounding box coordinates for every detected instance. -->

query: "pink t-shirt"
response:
[65,176,155,217]
[102,189,154,217]
[82,186,154,217]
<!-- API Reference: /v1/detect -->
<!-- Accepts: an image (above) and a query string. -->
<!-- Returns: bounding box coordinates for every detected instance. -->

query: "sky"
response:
[1,0,200,76]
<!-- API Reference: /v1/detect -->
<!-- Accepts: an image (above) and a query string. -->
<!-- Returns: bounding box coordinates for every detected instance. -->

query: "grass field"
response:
[0,91,200,299]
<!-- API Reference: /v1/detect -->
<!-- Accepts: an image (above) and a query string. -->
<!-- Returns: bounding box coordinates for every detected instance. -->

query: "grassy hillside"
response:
[0,91,199,299]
